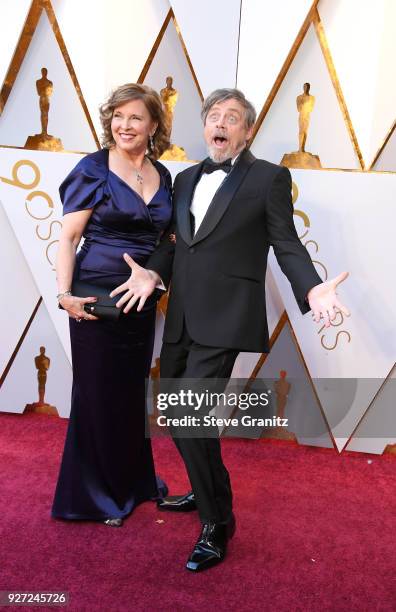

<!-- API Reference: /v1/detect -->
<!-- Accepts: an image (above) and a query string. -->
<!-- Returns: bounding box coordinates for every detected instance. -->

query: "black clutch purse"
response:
[72,280,122,321]
[59,279,162,321]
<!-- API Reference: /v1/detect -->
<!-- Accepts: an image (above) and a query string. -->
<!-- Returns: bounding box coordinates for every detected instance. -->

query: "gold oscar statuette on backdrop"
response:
[281,83,321,169]
[24,346,58,416]
[159,75,189,161]
[273,370,296,441]
[260,370,296,441]
[24,68,63,152]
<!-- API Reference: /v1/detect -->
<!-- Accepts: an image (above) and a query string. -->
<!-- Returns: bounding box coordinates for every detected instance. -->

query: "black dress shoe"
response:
[186,514,236,572]
[157,492,197,512]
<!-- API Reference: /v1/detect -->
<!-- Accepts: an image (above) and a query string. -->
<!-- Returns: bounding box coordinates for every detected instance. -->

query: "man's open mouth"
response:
[213,136,228,146]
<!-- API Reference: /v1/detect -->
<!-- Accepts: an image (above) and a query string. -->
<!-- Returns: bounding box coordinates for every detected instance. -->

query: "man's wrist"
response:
[306,282,322,302]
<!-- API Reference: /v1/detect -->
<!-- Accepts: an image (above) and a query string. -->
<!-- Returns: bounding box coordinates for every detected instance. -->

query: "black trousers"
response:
[160,324,238,524]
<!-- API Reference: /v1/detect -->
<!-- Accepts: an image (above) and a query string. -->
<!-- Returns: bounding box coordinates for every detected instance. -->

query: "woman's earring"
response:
[149,134,154,150]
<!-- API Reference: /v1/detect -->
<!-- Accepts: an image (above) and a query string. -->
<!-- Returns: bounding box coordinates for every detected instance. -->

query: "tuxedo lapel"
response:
[176,161,203,246]
[191,149,256,246]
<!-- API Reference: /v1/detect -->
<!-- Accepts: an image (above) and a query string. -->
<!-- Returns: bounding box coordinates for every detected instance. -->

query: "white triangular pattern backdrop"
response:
[0,0,32,89]
[143,18,207,161]
[318,0,396,167]
[170,0,241,97]
[0,0,394,454]
[237,0,314,114]
[250,24,360,169]
[51,0,171,140]
[0,10,97,151]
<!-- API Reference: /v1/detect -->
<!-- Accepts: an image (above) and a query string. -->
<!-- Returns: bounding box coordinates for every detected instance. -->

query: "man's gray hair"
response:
[201,88,256,128]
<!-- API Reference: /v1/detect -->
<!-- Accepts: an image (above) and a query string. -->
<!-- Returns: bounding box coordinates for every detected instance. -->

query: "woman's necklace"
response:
[131,156,147,185]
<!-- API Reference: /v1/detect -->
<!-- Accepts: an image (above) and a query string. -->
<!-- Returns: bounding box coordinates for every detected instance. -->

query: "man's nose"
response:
[215,115,226,128]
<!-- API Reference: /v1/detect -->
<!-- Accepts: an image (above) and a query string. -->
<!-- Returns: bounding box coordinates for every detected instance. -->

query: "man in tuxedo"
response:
[111,88,349,572]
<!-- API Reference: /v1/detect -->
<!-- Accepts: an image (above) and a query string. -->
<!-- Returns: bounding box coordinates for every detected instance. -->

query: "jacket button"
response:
[189,247,195,253]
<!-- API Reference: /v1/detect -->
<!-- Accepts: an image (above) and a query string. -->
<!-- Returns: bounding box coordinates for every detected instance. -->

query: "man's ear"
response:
[246,126,254,142]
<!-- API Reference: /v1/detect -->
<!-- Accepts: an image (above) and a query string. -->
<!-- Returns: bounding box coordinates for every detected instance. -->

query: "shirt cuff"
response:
[147,269,166,291]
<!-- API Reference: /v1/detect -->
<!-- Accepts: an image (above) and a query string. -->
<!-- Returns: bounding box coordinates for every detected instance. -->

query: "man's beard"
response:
[206,138,246,163]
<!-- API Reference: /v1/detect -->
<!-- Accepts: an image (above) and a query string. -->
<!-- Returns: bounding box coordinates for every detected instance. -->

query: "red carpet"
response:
[0,413,395,611]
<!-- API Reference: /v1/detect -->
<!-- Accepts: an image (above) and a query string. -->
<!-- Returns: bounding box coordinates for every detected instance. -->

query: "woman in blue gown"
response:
[52,84,172,526]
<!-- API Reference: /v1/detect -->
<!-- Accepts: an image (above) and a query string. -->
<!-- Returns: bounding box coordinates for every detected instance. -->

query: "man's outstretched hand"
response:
[307,271,350,328]
[109,253,160,313]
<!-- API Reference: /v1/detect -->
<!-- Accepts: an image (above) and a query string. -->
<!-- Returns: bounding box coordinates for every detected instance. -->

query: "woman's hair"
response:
[99,83,170,160]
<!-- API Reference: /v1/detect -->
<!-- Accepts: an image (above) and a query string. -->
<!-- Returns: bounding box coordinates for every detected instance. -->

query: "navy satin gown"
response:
[52,149,172,521]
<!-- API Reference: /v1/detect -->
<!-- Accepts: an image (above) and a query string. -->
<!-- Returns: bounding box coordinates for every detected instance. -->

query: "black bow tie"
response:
[201,158,232,175]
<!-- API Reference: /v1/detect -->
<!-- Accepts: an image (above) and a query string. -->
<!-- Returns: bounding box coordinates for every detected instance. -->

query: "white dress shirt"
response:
[154,156,237,288]
[190,155,238,234]
[190,169,228,234]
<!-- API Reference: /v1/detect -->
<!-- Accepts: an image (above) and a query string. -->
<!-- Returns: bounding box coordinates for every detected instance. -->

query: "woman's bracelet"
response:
[56,290,72,302]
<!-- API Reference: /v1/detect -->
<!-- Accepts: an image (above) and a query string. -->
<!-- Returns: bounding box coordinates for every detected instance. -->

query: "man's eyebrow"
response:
[209,107,242,115]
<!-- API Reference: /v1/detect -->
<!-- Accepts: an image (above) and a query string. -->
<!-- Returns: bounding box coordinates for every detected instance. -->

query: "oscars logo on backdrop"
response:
[0,158,63,270]
[24,346,58,416]
[291,181,352,350]
[159,75,189,161]
[281,82,321,169]
[24,68,63,152]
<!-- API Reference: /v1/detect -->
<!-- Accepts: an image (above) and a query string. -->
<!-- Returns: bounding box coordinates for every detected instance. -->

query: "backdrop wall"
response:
[0,0,394,455]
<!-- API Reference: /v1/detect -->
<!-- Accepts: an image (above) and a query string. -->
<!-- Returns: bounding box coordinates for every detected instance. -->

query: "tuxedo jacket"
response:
[147,149,322,353]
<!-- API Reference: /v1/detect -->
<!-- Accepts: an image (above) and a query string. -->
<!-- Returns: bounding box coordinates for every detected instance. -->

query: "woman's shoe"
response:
[104,518,123,527]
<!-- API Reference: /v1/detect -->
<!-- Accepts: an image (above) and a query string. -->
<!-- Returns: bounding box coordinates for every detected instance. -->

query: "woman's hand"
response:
[59,294,98,321]
[110,253,158,313]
